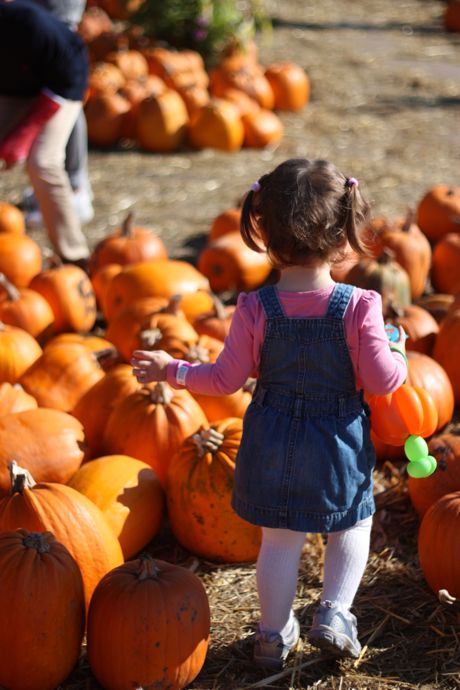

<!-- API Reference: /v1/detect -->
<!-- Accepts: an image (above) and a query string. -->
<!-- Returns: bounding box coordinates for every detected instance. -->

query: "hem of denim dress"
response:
[231,495,375,533]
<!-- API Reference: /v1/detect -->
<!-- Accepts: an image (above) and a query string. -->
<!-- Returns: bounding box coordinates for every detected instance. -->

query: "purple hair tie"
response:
[345,177,359,188]
[250,181,261,192]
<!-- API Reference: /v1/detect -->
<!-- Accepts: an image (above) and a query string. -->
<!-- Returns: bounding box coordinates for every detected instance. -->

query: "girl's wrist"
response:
[166,360,191,388]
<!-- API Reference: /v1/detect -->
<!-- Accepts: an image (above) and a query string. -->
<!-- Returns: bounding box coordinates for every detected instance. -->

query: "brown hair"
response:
[240,158,371,269]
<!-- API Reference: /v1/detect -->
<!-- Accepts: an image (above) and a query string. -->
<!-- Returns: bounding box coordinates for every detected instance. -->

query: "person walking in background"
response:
[0,0,91,267]
[23,0,95,228]
[131,158,408,669]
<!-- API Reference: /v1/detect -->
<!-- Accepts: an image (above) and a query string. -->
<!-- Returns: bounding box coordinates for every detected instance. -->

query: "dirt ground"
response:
[1,1,460,689]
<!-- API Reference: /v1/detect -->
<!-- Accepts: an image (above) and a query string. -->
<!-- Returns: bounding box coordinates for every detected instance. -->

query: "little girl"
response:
[131,158,407,669]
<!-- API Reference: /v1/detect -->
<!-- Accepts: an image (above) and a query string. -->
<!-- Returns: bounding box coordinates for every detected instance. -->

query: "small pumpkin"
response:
[344,248,412,310]
[0,272,54,342]
[416,185,460,242]
[0,201,26,234]
[0,529,85,690]
[68,454,164,559]
[0,382,37,416]
[87,555,210,690]
[105,48,149,81]
[187,99,244,152]
[167,418,262,563]
[0,321,43,383]
[103,382,208,487]
[198,231,273,293]
[193,293,235,341]
[136,90,189,153]
[241,109,284,149]
[264,62,310,111]
[85,91,131,147]
[208,207,242,242]
[29,263,97,334]
[385,302,439,356]
[0,233,42,287]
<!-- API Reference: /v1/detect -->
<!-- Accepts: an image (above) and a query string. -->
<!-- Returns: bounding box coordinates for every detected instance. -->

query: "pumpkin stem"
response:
[150,381,173,405]
[402,207,416,233]
[209,292,228,320]
[438,589,460,611]
[186,343,210,364]
[378,247,396,264]
[165,294,183,317]
[243,377,257,395]
[192,427,225,457]
[0,272,21,301]
[22,532,51,553]
[137,553,161,580]
[121,211,135,237]
[9,460,36,493]
[140,327,163,349]
[94,346,119,366]
[386,302,404,320]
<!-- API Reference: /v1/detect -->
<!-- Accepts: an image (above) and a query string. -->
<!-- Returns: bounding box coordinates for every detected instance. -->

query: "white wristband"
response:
[176,362,191,386]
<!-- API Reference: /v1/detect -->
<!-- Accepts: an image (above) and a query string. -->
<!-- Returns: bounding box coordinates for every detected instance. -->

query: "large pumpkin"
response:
[68,454,165,559]
[431,233,460,295]
[418,491,460,598]
[0,382,37,416]
[87,555,210,690]
[103,259,210,323]
[0,462,124,609]
[0,529,85,690]
[264,62,310,111]
[19,342,105,412]
[432,308,460,404]
[103,382,208,486]
[408,432,460,517]
[0,407,85,496]
[167,418,262,563]
[29,263,97,334]
[416,185,460,242]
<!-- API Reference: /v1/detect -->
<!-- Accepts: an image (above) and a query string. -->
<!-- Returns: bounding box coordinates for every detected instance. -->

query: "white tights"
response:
[256,516,373,636]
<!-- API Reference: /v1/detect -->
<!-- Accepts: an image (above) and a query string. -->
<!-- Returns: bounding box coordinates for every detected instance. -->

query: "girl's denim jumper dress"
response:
[232,283,376,533]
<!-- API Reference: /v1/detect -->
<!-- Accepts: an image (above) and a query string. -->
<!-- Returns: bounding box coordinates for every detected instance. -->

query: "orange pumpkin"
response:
[29,264,97,334]
[0,322,43,383]
[418,491,460,598]
[385,303,439,356]
[105,48,149,81]
[0,408,85,496]
[367,383,438,446]
[85,91,131,147]
[407,351,454,431]
[444,0,460,31]
[89,211,168,275]
[103,382,208,487]
[432,308,460,404]
[0,272,54,342]
[90,262,122,312]
[208,207,242,242]
[136,90,189,152]
[431,233,460,295]
[87,555,210,690]
[191,380,253,422]
[87,61,126,97]
[167,418,262,563]
[193,293,235,341]
[0,233,42,287]
[187,99,244,152]
[19,342,105,412]
[0,462,124,609]
[103,259,210,323]
[0,529,85,690]
[414,292,455,324]
[241,108,284,148]
[68,454,164,559]
[416,185,460,242]
[198,231,273,292]
[264,62,310,111]
[0,202,25,234]
[72,363,140,458]
[408,432,460,517]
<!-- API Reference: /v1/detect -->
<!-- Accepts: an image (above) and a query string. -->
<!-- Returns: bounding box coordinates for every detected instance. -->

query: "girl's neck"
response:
[276,263,335,292]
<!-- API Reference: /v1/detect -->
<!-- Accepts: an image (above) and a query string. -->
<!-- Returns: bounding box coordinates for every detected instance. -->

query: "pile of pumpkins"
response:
[78,4,310,151]
[0,181,459,687]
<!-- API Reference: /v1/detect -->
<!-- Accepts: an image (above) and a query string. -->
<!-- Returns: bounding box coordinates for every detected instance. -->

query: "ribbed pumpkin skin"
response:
[0,323,43,383]
[418,491,460,597]
[0,529,85,690]
[407,351,454,431]
[0,381,37,416]
[166,418,262,563]
[68,454,165,559]
[103,383,208,487]
[0,408,85,496]
[87,557,210,690]
[0,477,124,609]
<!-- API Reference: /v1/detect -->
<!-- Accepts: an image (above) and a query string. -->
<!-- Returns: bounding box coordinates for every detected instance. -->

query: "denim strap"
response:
[258,286,285,318]
[325,283,354,319]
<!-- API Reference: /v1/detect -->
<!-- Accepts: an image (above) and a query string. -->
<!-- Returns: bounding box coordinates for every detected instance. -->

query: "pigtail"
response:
[342,178,371,255]
[240,175,268,253]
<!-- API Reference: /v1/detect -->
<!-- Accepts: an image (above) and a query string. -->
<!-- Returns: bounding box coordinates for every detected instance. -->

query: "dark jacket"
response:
[0,0,88,100]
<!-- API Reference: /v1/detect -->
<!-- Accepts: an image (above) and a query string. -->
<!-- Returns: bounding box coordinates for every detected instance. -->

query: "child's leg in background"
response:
[256,527,306,640]
[321,515,373,610]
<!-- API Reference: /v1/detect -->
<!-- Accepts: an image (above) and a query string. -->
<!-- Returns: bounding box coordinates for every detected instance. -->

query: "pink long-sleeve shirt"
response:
[167,285,407,397]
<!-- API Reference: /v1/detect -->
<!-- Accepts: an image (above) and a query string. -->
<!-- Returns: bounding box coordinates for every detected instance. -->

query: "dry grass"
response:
[61,455,460,690]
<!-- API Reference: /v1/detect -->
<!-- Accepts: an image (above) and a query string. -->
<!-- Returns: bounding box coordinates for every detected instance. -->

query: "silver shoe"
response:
[253,616,300,670]
[307,600,361,658]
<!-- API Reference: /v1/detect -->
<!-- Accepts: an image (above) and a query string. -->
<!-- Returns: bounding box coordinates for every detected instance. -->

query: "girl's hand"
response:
[131,349,173,383]
[395,325,407,353]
